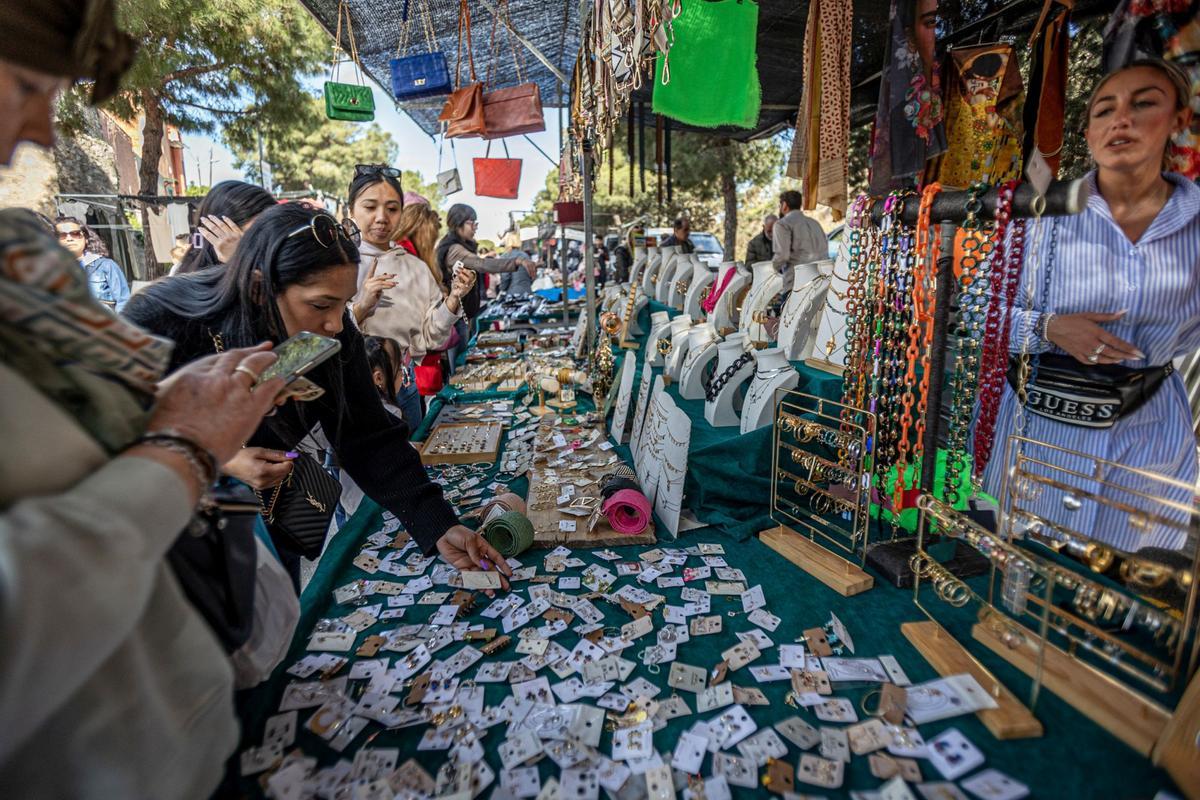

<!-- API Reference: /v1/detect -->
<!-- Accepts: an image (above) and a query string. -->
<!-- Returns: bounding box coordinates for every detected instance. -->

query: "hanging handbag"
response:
[324,0,375,122]
[480,0,546,139]
[389,0,452,101]
[436,136,463,195]
[258,450,342,560]
[474,139,522,199]
[439,0,487,138]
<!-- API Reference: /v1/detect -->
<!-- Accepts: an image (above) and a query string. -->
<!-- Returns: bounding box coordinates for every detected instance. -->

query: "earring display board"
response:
[525,415,655,548]
[420,421,504,465]
[609,351,638,444]
[629,362,655,462]
[635,385,690,538]
[634,377,667,504]
[760,391,876,596]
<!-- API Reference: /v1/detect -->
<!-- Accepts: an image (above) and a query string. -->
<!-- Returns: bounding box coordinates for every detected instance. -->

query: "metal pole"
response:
[867,178,1088,226]
[918,222,959,496]
[560,224,569,325]
[582,138,596,355]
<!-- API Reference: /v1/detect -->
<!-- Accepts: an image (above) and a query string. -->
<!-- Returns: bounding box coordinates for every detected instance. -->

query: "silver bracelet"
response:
[1037,312,1056,344]
[132,430,217,501]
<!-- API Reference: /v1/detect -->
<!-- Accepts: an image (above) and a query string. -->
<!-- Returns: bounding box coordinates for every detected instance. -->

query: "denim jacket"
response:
[80,253,130,312]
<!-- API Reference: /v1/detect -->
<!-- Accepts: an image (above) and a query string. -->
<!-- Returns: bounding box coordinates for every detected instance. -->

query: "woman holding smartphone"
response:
[124,203,512,586]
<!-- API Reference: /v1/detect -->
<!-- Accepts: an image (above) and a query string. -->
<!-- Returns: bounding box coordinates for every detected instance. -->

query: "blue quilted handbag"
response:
[389,0,452,101]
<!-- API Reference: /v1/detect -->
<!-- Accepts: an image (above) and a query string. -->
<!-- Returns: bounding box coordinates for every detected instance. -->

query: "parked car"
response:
[647,227,725,266]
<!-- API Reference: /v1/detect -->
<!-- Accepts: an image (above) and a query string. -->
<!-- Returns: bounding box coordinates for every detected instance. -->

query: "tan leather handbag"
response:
[480,0,545,140]
[438,0,486,138]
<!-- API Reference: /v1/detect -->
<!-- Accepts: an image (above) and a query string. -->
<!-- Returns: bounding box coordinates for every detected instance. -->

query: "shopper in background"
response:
[0,2,288,795]
[345,163,405,326]
[772,190,826,285]
[660,216,694,254]
[499,243,538,297]
[124,203,512,588]
[746,213,777,265]
[55,216,130,312]
[594,233,609,288]
[173,180,275,275]
[437,203,534,368]
[612,231,634,284]
[364,201,477,427]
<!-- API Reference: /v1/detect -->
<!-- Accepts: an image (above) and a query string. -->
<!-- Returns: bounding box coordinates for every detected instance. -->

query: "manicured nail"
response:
[285,451,299,459]
[1135,350,1146,359]
[480,559,492,570]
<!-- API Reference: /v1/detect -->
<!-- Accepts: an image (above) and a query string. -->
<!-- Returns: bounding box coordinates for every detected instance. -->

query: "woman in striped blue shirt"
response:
[981,59,1198,553]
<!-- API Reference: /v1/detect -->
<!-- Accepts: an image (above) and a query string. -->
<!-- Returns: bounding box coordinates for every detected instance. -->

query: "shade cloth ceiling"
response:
[299,0,1120,141]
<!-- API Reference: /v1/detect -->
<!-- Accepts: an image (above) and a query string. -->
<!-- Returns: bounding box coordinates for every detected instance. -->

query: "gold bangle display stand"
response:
[759,391,875,597]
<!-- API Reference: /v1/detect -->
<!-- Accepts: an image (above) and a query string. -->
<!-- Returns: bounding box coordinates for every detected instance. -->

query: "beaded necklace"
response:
[942,183,997,504]
[972,180,1026,480]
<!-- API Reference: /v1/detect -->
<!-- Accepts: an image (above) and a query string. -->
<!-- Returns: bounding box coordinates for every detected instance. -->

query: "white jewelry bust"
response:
[704,333,755,428]
[740,347,799,434]
[710,261,751,335]
[656,247,684,304]
[811,238,851,365]
[683,260,718,320]
[664,315,694,380]
[778,260,833,359]
[678,322,722,400]
[738,260,784,345]
[642,245,669,297]
[645,310,673,367]
[667,255,700,310]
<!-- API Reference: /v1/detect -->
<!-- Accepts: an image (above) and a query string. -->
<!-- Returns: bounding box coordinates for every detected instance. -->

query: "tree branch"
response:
[163,62,226,83]
[163,91,246,117]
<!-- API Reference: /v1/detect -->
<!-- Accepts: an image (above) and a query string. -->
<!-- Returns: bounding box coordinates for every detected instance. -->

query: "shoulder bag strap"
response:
[396,0,413,57]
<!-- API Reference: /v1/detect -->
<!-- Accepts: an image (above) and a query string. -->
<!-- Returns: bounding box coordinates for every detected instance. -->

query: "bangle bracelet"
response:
[133,430,217,492]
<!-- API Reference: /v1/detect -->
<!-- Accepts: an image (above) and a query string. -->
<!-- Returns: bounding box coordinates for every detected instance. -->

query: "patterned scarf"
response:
[0,209,172,453]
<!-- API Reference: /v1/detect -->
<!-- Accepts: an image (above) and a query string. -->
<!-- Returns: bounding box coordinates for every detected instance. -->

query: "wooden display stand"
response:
[760,525,873,596]
[803,358,845,377]
[1153,669,1200,799]
[902,620,1043,740]
[419,422,503,465]
[971,620,1169,755]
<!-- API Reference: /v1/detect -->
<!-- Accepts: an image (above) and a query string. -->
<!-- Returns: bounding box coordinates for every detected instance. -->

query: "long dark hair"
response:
[365,335,402,403]
[137,203,359,441]
[176,180,276,274]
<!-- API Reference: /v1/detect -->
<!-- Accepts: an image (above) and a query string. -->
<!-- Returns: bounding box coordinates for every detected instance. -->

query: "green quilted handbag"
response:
[324,80,375,122]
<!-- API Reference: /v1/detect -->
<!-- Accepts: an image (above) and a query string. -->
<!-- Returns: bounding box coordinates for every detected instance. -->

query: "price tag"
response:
[559,520,577,533]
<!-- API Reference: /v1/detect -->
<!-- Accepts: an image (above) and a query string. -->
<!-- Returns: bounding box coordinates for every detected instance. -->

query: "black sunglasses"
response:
[355,164,401,179]
[286,214,362,248]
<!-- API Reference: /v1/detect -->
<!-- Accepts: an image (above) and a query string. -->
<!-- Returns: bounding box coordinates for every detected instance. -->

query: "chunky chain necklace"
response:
[705,351,754,402]
[839,195,874,428]
[972,180,1026,480]
[943,183,998,505]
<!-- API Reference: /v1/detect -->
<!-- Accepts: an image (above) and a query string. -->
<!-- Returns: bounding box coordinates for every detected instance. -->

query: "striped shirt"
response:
[979,171,1200,553]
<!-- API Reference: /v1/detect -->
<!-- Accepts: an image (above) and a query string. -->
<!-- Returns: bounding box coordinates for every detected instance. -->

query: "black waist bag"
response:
[1006,353,1173,429]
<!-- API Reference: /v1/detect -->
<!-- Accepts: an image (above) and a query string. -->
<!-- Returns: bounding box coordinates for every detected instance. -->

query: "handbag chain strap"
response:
[484,0,525,88]
[330,0,365,86]
[397,0,439,57]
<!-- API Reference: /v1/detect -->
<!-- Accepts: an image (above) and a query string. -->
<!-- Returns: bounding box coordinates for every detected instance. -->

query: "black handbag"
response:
[259,451,342,559]
[167,480,260,653]
[1006,353,1174,429]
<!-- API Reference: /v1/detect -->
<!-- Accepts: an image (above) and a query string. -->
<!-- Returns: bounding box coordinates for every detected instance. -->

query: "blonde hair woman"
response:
[394,203,447,293]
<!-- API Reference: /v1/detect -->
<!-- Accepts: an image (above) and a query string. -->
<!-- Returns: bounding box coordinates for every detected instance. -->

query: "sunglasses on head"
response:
[286,214,362,248]
[355,164,401,179]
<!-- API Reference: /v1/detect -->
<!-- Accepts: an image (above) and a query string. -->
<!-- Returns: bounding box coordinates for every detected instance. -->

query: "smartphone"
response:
[256,331,341,387]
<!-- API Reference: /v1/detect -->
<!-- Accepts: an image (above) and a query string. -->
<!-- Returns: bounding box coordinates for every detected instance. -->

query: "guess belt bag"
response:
[1006,353,1173,429]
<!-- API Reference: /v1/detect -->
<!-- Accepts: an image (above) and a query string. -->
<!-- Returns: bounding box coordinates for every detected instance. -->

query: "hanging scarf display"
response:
[786,0,853,220]
[1022,0,1073,177]
[869,0,948,193]
[651,0,761,129]
[933,43,1025,189]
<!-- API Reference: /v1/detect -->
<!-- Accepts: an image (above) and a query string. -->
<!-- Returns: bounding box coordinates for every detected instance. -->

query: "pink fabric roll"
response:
[602,488,652,535]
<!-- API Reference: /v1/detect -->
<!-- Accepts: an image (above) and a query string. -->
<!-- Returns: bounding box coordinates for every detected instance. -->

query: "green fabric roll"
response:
[483,510,535,558]
[652,0,762,129]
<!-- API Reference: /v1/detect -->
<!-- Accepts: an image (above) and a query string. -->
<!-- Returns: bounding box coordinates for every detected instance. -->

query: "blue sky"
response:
[180,76,562,242]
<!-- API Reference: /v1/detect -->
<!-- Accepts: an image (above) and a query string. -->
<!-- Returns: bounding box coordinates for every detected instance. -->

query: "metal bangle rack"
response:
[910,432,1199,755]
[761,391,877,596]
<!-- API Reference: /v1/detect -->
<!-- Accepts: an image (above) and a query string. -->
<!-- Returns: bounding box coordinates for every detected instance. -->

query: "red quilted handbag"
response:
[473,140,521,199]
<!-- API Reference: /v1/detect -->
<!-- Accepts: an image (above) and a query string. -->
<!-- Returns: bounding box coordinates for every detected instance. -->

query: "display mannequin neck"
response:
[688,324,718,348]
[755,347,789,372]
[751,261,777,282]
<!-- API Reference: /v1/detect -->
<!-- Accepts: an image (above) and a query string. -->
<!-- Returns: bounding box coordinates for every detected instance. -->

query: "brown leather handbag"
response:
[480,0,545,140]
[438,0,486,138]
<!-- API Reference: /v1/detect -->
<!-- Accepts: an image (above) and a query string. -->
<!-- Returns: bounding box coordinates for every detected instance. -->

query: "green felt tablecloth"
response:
[237,499,1178,798]
[235,299,1181,797]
